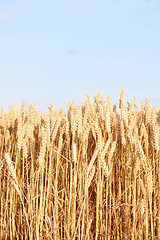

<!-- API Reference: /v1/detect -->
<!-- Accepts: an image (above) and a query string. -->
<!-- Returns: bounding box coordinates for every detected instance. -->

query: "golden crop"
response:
[0,89,160,239]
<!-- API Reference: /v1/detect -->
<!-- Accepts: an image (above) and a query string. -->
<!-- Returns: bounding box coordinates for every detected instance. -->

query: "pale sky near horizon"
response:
[0,0,160,112]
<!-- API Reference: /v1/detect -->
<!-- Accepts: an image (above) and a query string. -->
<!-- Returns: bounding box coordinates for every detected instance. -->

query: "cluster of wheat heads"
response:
[0,90,160,239]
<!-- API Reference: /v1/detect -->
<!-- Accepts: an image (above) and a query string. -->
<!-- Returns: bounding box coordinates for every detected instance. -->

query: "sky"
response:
[0,0,160,112]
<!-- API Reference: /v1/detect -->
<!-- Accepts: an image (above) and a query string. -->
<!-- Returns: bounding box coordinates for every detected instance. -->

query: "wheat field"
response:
[0,89,160,239]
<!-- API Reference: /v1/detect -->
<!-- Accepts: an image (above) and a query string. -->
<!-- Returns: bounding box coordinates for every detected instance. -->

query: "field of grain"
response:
[0,89,160,239]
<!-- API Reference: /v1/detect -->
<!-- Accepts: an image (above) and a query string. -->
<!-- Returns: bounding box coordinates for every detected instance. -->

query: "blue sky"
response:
[0,0,160,111]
